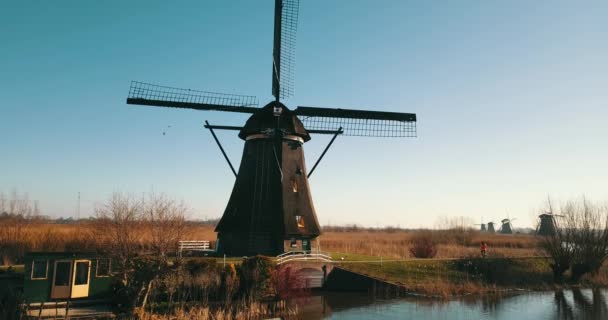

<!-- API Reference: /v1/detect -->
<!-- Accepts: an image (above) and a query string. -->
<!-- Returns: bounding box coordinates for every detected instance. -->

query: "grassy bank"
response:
[334,255,608,297]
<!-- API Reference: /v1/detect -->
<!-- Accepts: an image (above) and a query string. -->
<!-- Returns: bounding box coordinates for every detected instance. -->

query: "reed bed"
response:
[1,221,541,265]
[0,222,215,265]
[136,300,298,320]
[318,230,540,259]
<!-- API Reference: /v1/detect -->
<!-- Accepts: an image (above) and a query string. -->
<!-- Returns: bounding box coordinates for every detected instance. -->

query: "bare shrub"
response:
[540,198,608,282]
[144,193,188,259]
[238,256,274,298]
[568,200,608,281]
[409,232,438,258]
[223,263,240,304]
[93,192,143,282]
[0,190,38,265]
[272,265,308,299]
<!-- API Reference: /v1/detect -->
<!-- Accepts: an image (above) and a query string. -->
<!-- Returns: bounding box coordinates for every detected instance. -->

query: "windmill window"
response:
[295,215,305,229]
[31,259,48,280]
[292,178,298,193]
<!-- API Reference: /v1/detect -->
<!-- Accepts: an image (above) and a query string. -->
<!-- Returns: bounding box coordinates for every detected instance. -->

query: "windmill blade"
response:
[272,0,299,100]
[294,106,417,137]
[127,81,259,114]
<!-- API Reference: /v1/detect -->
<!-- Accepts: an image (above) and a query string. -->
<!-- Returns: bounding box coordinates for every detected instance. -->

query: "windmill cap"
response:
[239,102,311,141]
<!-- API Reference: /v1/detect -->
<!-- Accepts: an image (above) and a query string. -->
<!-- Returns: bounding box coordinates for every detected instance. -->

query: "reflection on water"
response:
[293,289,608,320]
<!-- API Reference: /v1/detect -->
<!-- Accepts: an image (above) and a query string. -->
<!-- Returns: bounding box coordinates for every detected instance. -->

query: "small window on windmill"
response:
[290,238,297,248]
[295,215,305,229]
[292,178,298,193]
[273,106,282,116]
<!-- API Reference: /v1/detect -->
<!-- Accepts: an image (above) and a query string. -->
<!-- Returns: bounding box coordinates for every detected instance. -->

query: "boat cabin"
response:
[23,252,113,304]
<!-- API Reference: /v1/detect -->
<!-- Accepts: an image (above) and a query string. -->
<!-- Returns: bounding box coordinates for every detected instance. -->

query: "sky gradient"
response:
[1,0,607,228]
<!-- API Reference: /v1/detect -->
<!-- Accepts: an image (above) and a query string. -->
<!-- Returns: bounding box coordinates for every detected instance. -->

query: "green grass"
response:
[330,252,381,262]
[336,257,553,288]
[0,265,24,274]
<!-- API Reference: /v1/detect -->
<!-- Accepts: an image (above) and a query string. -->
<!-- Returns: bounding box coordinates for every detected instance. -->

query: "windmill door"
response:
[50,259,91,299]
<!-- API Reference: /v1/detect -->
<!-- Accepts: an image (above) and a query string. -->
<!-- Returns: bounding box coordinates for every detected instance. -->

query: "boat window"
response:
[31,259,48,280]
[74,261,89,285]
[54,262,71,286]
[96,258,111,277]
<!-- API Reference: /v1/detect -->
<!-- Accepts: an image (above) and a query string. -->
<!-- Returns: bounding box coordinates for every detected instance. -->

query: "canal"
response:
[294,289,608,319]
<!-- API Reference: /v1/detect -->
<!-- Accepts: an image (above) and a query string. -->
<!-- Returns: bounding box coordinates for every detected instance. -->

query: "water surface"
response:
[295,289,608,320]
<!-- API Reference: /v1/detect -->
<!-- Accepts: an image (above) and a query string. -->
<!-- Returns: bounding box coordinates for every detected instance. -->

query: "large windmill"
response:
[536,212,563,236]
[499,218,516,234]
[486,221,496,233]
[126,0,417,256]
[474,217,486,232]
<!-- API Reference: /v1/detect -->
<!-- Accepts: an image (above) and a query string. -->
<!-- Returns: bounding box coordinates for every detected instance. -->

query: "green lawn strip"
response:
[337,257,553,288]
[329,252,381,262]
[0,264,25,274]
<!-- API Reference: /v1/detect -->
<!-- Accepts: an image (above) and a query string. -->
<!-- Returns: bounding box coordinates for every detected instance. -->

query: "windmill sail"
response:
[294,106,417,137]
[126,0,418,257]
[127,81,259,113]
[272,0,299,100]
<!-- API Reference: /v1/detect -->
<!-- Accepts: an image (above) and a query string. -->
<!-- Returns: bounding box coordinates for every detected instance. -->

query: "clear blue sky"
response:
[1,0,607,228]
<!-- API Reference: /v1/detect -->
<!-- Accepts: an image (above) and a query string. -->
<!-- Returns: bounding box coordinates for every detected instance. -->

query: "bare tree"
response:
[570,199,608,281]
[0,192,6,214]
[0,190,37,265]
[94,192,143,282]
[144,193,188,260]
[540,199,574,282]
[540,197,608,282]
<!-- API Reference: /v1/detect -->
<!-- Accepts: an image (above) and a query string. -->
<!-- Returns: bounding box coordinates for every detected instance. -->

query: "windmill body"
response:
[487,222,496,233]
[499,218,514,234]
[537,213,560,236]
[125,0,417,256]
[214,103,321,256]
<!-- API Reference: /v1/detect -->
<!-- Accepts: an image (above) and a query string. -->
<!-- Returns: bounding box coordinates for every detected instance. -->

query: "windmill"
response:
[536,212,563,236]
[486,221,496,233]
[125,0,417,257]
[474,223,487,232]
[474,218,486,232]
[499,218,516,234]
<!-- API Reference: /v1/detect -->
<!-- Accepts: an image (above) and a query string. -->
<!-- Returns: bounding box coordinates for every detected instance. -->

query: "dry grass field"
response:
[319,229,541,259]
[0,221,541,265]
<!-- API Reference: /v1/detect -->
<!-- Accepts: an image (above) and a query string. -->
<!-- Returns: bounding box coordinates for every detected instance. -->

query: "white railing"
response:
[276,250,333,265]
[178,240,213,257]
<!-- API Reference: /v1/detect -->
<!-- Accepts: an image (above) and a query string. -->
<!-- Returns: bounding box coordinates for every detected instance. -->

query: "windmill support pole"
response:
[204,121,237,177]
[308,127,343,178]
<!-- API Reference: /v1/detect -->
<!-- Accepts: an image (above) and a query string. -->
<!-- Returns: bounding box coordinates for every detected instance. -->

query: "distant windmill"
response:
[536,212,563,236]
[474,218,487,232]
[487,222,496,233]
[475,223,487,232]
[499,218,516,234]
[125,0,417,256]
